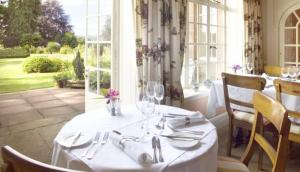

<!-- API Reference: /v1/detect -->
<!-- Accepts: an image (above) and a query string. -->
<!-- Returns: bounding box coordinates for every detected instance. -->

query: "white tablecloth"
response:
[51,105,218,172]
[207,79,300,123]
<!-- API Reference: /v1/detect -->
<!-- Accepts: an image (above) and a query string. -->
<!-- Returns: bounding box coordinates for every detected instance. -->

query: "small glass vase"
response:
[107,98,121,116]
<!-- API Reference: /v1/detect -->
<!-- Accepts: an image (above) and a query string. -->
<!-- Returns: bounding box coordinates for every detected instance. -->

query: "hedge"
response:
[0,47,30,58]
[23,56,70,73]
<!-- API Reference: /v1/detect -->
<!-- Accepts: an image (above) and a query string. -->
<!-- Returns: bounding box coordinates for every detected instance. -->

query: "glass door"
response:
[85,0,112,111]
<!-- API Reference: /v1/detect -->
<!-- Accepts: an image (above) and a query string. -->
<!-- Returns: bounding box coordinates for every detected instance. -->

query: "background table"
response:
[207,79,300,123]
[51,105,218,172]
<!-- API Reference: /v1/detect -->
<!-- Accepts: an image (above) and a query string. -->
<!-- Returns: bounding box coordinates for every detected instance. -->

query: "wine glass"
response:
[281,66,289,79]
[136,89,147,128]
[246,62,254,74]
[146,81,156,99]
[288,66,298,81]
[154,83,164,115]
[141,96,155,141]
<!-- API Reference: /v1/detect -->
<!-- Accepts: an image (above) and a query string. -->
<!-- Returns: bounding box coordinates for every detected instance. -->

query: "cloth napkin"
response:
[167,112,205,129]
[109,132,153,166]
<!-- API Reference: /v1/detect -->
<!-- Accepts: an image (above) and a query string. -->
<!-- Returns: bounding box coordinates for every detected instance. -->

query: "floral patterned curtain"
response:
[135,0,187,107]
[244,0,263,74]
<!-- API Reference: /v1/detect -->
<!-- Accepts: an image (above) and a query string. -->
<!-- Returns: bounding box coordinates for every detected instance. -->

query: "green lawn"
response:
[0,58,57,93]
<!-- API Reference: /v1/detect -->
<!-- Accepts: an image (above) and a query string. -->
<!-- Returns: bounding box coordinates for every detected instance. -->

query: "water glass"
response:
[154,83,164,115]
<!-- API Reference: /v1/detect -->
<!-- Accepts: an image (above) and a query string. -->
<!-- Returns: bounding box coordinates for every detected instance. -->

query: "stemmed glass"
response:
[288,66,298,81]
[136,89,147,129]
[246,62,254,74]
[281,66,289,79]
[146,81,156,99]
[142,96,155,141]
[154,83,164,116]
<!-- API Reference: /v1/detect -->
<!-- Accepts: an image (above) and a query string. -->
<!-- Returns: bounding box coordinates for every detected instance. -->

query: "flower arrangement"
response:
[105,88,119,104]
[232,64,242,73]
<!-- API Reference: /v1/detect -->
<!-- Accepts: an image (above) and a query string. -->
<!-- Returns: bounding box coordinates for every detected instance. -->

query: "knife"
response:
[156,137,164,162]
[159,134,201,140]
[152,136,158,163]
[68,131,81,147]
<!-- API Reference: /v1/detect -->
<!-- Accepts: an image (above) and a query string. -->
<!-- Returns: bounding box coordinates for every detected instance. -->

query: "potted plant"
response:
[53,71,71,88]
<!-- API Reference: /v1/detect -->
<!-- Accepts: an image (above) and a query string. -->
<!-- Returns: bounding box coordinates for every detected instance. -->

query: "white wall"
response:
[262,0,300,66]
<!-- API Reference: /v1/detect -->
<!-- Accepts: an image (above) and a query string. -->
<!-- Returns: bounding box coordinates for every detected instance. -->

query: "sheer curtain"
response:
[226,0,244,72]
[113,0,137,104]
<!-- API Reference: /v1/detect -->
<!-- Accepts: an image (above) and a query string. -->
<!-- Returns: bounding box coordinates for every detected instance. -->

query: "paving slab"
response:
[8,117,68,133]
[0,130,51,163]
[0,93,21,100]
[32,99,67,109]
[0,99,27,108]
[26,95,58,103]
[54,91,83,98]
[70,103,85,113]
[0,110,42,127]
[61,96,84,105]
[0,127,9,137]
[0,104,33,116]
[21,89,51,98]
[39,106,76,118]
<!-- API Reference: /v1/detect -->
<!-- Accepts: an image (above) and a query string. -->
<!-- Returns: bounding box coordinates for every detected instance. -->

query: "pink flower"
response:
[106,88,119,104]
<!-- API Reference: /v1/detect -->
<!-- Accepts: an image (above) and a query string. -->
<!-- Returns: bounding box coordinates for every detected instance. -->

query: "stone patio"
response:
[0,88,85,164]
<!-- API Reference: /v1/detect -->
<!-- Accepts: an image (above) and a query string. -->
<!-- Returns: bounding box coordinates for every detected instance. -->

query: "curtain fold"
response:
[135,0,187,107]
[244,0,263,74]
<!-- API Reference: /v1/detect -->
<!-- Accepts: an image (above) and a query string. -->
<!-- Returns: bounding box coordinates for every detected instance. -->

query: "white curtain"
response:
[226,0,244,72]
[113,0,137,104]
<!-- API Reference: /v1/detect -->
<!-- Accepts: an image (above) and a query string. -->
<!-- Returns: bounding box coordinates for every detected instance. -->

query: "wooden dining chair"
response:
[274,79,300,144]
[222,72,266,156]
[218,91,291,172]
[1,146,80,172]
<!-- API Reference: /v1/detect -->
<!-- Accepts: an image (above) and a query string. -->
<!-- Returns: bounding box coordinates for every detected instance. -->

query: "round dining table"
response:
[51,105,218,172]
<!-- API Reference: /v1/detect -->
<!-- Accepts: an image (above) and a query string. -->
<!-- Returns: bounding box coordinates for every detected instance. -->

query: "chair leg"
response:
[227,123,233,157]
[258,147,263,170]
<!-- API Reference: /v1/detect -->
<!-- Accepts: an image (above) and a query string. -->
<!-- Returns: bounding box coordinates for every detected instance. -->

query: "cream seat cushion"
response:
[233,111,254,123]
[217,156,250,172]
[290,123,300,134]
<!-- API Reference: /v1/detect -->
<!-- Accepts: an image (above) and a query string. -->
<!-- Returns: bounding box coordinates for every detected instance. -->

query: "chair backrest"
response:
[264,66,282,77]
[274,79,300,119]
[1,146,80,172]
[241,91,291,172]
[221,72,266,114]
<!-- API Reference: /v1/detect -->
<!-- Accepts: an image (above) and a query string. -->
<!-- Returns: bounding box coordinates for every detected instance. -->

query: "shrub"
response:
[0,47,30,58]
[53,71,72,87]
[23,56,68,73]
[60,45,73,54]
[20,33,42,48]
[72,51,84,80]
[61,32,78,48]
[46,42,61,54]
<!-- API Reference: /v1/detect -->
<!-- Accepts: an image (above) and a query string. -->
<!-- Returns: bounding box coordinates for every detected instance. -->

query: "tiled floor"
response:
[0,89,300,171]
[0,88,85,164]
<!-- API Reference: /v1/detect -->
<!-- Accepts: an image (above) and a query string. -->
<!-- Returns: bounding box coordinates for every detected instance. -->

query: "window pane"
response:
[210,45,224,62]
[210,26,224,44]
[189,23,195,43]
[188,2,195,22]
[99,44,111,68]
[284,46,296,62]
[285,29,296,44]
[197,45,207,60]
[285,13,298,27]
[87,17,98,41]
[100,71,111,96]
[99,15,111,41]
[88,70,98,94]
[210,7,224,26]
[188,45,196,63]
[87,43,97,67]
[197,24,207,43]
[197,4,207,24]
[100,0,112,16]
[87,0,98,17]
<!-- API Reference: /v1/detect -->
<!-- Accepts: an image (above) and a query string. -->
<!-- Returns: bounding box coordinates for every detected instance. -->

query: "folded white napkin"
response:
[109,132,152,166]
[167,111,205,129]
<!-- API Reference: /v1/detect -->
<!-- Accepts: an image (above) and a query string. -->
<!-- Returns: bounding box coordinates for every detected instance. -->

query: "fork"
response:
[87,132,109,159]
[81,132,101,158]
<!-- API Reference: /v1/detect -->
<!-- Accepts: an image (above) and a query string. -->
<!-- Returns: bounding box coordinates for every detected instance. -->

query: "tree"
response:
[38,0,72,43]
[5,0,41,47]
[46,42,61,54]
[20,33,42,48]
[0,1,7,44]
[61,32,78,48]
[72,51,84,80]
[100,17,111,41]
